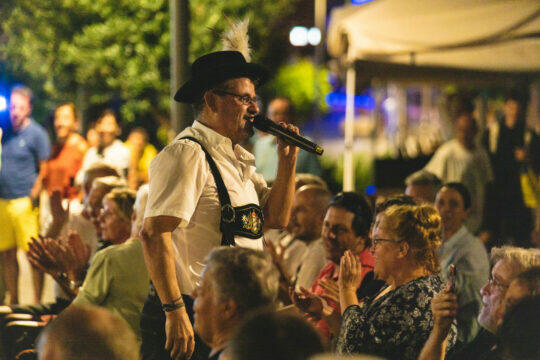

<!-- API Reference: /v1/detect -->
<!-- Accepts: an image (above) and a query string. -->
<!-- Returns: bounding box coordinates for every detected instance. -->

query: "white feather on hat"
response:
[221,17,252,62]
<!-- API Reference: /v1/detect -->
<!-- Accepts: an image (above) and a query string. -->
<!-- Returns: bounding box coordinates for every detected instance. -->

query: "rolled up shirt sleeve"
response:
[144,141,209,224]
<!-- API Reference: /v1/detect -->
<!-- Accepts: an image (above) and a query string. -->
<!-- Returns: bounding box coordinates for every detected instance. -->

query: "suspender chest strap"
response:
[180,137,264,246]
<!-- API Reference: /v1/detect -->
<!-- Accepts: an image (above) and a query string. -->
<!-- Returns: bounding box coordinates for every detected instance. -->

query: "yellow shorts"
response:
[0,197,38,252]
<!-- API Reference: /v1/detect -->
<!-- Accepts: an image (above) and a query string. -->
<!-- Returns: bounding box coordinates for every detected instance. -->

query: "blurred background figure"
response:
[76,110,130,182]
[33,103,88,301]
[37,305,139,360]
[0,85,51,305]
[228,311,324,360]
[38,103,88,200]
[482,92,540,247]
[85,123,99,149]
[124,127,157,189]
[404,169,441,204]
[254,97,322,182]
[424,101,492,234]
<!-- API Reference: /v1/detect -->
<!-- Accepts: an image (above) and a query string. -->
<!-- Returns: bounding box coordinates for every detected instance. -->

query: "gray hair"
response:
[405,170,442,188]
[513,266,540,296]
[92,176,127,191]
[491,246,540,277]
[37,305,139,360]
[295,173,328,190]
[204,247,279,315]
[133,184,149,232]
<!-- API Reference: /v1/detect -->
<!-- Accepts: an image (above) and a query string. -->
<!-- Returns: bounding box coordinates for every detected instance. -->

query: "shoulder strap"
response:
[180,136,235,246]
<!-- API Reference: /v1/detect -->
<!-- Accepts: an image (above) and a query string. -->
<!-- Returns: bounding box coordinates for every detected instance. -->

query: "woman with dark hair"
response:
[336,204,457,360]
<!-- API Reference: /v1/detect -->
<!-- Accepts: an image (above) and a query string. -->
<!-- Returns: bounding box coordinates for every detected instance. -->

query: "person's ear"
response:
[397,241,410,259]
[204,91,218,114]
[223,298,238,320]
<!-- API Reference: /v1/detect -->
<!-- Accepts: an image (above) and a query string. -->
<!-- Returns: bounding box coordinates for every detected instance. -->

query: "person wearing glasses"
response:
[419,246,540,360]
[335,203,457,360]
[140,51,299,360]
[290,192,384,344]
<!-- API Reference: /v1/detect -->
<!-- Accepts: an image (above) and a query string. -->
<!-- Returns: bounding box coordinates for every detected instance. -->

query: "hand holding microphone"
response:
[252,115,324,156]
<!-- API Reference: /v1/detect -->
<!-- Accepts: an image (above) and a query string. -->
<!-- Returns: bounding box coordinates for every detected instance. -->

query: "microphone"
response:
[252,115,324,156]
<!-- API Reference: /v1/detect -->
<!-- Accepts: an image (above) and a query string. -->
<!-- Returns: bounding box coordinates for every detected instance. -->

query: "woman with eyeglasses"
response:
[70,186,150,340]
[335,203,457,360]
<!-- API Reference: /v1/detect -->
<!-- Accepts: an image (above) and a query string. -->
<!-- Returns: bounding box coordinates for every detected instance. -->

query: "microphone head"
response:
[252,114,271,132]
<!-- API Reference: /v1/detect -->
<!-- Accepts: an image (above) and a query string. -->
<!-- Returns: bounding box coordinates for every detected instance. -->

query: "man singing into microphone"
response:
[140,50,299,360]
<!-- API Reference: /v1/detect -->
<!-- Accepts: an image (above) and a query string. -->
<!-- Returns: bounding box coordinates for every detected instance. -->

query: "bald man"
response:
[285,185,332,290]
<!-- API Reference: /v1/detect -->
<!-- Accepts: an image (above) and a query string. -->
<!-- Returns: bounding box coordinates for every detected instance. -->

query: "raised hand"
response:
[276,122,299,165]
[49,190,69,226]
[431,283,458,339]
[339,250,363,292]
[27,236,62,276]
[290,286,324,320]
[64,231,91,282]
[318,279,340,304]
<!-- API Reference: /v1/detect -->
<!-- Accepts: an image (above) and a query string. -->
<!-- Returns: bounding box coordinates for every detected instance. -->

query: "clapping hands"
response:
[28,231,90,283]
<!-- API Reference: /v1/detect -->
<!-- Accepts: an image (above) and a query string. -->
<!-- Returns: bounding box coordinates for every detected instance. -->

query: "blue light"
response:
[365,184,377,196]
[352,0,375,5]
[325,92,376,110]
[0,95,7,112]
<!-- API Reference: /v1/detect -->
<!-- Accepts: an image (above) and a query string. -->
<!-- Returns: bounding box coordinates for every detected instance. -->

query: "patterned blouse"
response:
[336,275,457,360]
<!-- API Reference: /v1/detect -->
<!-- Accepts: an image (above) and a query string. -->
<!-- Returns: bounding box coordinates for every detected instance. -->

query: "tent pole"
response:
[343,64,356,191]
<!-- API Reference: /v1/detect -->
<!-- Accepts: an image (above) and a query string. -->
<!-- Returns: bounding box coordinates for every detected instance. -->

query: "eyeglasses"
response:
[213,90,260,106]
[371,237,402,249]
[487,276,509,290]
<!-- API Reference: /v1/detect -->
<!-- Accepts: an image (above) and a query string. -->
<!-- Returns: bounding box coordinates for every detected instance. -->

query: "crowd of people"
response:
[0,48,538,360]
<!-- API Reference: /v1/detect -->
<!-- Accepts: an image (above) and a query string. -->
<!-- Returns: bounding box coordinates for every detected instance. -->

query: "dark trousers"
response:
[140,283,210,360]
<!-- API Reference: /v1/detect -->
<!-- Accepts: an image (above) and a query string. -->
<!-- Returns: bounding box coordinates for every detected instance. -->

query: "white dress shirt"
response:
[144,121,270,295]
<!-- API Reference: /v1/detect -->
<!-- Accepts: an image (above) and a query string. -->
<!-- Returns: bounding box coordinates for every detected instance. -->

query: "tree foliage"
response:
[0,0,298,132]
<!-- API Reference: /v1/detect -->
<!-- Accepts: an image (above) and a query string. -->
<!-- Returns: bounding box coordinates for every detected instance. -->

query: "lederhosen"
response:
[181,136,264,245]
[140,136,264,360]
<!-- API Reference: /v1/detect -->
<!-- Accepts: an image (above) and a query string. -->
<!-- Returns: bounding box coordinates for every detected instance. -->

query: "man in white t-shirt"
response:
[424,110,493,234]
[140,51,299,360]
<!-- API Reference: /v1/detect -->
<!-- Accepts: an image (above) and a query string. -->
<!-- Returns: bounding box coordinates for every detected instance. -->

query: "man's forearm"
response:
[141,231,183,304]
[264,159,296,228]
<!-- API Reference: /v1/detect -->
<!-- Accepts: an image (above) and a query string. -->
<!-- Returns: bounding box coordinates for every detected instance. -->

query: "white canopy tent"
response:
[327,0,540,190]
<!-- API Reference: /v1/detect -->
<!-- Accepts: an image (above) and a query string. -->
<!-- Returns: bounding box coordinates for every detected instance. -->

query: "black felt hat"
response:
[174,51,269,104]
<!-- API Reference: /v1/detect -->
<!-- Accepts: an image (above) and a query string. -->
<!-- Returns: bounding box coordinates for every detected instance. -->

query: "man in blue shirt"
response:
[0,85,51,304]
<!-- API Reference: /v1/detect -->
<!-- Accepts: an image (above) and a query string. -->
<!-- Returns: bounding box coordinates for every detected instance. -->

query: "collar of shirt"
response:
[191,121,256,179]
[440,225,469,257]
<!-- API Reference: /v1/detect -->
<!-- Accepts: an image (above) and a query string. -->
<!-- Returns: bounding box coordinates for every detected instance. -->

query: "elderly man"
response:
[424,105,492,234]
[434,182,489,342]
[192,247,279,360]
[0,85,51,304]
[419,246,540,360]
[140,51,299,360]
[37,305,139,360]
[254,97,322,182]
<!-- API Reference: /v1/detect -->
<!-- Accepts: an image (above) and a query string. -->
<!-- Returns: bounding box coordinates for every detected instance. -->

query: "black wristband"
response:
[162,297,185,312]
